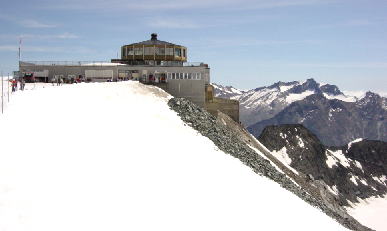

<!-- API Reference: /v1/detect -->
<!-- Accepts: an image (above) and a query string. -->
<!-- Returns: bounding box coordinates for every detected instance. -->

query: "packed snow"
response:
[348,138,363,150]
[279,84,296,92]
[350,175,359,185]
[285,90,315,104]
[323,93,357,102]
[0,81,349,231]
[327,185,339,196]
[271,147,299,175]
[346,194,387,231]
[241,88,280,109]
[326,150,350,168]
[326,155,337,168]
[297,135,306,148]
[372,175,387,186]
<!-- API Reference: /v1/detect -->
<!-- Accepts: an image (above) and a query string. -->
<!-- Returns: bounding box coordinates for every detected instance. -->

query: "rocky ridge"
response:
[258,124,387,206]
[168,97,373,231]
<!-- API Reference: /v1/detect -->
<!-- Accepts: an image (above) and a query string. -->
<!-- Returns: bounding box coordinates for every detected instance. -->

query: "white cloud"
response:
[0,45,93,53]
[56,32,78,39]
[19,19,57,28]
[0,33,78,40]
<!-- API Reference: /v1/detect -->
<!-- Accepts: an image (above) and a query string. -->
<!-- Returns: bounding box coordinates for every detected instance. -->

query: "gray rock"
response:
[168,97,374,231]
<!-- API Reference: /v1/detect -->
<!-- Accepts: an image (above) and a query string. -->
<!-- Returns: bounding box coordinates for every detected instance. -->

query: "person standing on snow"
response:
[11,79,17,92]
[20,79,25,91]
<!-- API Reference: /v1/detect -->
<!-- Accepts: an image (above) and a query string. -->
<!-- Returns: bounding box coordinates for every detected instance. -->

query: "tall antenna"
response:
[18,37,22,62]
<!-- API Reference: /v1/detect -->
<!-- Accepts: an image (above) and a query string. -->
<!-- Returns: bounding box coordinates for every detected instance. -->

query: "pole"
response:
[7,73,9,102]
[18,37,22,62]
[1,71,4,114]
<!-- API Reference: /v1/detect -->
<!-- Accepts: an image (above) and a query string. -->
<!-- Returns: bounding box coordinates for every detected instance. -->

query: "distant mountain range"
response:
[213,79,387,146]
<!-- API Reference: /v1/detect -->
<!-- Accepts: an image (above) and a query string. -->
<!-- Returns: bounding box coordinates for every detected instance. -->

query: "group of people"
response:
[51,76,82,86]
[10,79,25,92]
[51,77,64,86]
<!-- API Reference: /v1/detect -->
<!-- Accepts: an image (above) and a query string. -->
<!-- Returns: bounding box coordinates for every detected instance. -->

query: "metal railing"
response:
[20,61,114,66]
[20,61,208,67]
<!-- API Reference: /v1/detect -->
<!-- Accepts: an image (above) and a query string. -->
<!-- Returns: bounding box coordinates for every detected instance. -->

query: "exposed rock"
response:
[168,97,373,231]
[258,124,387,204]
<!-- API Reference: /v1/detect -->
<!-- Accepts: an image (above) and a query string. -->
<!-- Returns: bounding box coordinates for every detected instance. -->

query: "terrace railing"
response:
[20,61,209,67]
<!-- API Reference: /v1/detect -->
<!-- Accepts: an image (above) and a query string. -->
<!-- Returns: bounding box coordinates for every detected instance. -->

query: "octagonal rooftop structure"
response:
[116,33,188,65]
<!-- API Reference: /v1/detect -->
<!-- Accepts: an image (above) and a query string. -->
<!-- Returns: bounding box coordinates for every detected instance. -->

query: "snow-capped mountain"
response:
[248,92,387,146]
[214,79,386,146]
[0,81,353,231]
[212,83,246,98]
[256,124,387,231]
[213,78,357,127]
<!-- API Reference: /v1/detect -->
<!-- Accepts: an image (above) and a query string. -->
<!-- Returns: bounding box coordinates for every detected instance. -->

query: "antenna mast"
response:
[18,37,22,62]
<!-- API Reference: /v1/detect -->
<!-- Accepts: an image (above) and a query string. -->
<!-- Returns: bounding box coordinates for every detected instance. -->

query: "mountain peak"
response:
[320,84,343,96]
[364,91,380,98]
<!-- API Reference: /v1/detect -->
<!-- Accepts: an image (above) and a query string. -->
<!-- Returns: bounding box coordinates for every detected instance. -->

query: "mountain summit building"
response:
[19,33,239,121]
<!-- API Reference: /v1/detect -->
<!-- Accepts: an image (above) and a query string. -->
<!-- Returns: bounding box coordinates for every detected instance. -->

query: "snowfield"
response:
[0,82,348,231]
[347,195,387,231]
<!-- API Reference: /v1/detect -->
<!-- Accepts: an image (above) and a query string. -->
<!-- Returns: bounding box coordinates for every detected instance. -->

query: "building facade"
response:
[19,34,239,121]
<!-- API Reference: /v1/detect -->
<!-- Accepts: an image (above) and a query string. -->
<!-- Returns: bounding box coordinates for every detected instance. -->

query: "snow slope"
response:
[0,82,348,231]
[347,195,387,231]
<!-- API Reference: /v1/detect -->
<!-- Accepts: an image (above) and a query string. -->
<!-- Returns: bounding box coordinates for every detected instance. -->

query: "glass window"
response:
[166,48,173,56]
[128,47,134,55]
[134,47,143,55]
[188,73,192,79]
[184,73,188,79]
[156,47,165,55]
[179,73,183,79]
[172,73,175,79]
[183,49,186,58]
[198,73,201,80]
[144,47,155,55]
[175,48,181,57]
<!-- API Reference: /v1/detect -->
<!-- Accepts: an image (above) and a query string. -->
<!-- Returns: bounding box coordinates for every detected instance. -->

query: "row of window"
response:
[167,72,202,80]
[123,47,186,57]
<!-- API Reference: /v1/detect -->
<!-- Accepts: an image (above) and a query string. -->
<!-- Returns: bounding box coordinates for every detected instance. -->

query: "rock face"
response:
[248,93,387,146]
[168,97,373,231]
[258,124,387,206]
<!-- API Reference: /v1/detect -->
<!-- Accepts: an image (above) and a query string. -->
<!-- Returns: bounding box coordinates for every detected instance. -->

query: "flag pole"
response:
[7,73,9,102]
[1,71,3,114]
[18,37,22,62]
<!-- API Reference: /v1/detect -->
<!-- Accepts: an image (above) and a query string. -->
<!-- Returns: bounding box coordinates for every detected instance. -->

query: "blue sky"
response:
[0,0,386,92]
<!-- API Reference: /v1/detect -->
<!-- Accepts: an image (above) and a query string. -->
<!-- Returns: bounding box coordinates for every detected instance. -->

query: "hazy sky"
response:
[0,0,386,92]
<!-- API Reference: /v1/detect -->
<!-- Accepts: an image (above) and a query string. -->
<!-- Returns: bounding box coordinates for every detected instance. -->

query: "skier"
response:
[51,77,56,86]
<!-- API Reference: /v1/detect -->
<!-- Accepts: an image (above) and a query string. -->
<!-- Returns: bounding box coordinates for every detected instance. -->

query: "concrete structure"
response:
[19,33,239,121]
